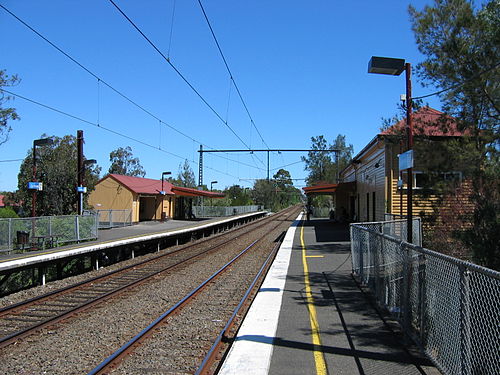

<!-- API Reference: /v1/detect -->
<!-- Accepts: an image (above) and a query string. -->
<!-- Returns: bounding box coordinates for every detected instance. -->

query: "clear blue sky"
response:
[0,0,444,192]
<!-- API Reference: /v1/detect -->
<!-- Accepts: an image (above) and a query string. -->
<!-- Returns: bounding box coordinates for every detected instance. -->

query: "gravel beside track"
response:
[0,207,299,374]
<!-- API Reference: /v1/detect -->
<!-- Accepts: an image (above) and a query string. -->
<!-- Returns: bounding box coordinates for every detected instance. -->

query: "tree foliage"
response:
[108,146,146,177]
[301,134,353,185]
[177,160,196,188]
[252,169,302,211]
[15,134,101,216]
[0,70,20,146]
[410,0,499,269]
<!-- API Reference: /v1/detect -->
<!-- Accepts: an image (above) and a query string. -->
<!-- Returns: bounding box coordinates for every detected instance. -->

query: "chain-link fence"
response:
[93,209,132,229]
[0,214,98,254]
[351,222,500,375]
[193,205,263,218]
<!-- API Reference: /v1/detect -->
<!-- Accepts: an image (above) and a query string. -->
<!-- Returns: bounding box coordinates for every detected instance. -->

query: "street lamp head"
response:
[162,171,172,176]
[211,181,218,184]
[34,137,54,147]
[84,159,97,166]
[368,56,405,76]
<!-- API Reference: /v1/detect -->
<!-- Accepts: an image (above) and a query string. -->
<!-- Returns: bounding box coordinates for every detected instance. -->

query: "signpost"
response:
[398,150,414,171]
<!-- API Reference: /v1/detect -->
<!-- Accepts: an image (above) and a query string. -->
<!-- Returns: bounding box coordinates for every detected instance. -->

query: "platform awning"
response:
[302,184,338,196]
[171,186,225,198]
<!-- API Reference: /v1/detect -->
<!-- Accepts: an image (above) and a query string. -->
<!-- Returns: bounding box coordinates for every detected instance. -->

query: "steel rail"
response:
[87,239,260,375]
[0,210,292,348]
[87,208,298,375]
[195,230,286,375]
[0,210,276,316]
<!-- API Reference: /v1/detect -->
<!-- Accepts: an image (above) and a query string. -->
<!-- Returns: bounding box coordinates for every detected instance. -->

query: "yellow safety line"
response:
[306,255,324,258]
[301,221,328,375]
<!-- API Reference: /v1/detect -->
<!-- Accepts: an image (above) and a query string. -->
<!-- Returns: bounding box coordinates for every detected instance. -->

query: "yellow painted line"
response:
[301,221,328,375]
[306,255,324,258]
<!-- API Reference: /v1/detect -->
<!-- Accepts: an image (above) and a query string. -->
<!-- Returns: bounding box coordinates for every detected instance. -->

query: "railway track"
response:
[89,208,297,374]
[0,206,297,351]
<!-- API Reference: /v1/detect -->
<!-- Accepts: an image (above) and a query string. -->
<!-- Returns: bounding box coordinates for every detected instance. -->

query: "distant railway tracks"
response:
[0,206,299,374]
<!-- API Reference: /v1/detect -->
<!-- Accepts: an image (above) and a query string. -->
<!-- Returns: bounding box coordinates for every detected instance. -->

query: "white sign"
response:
[398,150,414,171]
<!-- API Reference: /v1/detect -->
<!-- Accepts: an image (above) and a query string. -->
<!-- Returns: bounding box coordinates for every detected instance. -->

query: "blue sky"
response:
[0,0,444,192]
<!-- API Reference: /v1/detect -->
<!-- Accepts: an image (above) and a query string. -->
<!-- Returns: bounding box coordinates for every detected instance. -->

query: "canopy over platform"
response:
[171,186,225,198]
[302,183,338,196]
[303,182,356,196]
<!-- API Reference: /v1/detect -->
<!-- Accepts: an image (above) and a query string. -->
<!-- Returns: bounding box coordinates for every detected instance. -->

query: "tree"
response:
[108,146,145,177]
[15,134,101,216]
[409,0,500,269]
[0,70,20,146]
[301,134,353,185]
[177,160,196,188]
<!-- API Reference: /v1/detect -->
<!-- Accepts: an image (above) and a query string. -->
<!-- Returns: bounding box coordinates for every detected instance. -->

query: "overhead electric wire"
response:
[196,0,270,149]
[0,3,264,172]
[412,61,500,100]
[106,0,257,156]
[0,88,241,180]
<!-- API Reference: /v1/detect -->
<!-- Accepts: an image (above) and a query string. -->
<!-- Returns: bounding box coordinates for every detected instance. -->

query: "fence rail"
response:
[192,205,263,218]
[0,213,98,253]
[351,221,500,375]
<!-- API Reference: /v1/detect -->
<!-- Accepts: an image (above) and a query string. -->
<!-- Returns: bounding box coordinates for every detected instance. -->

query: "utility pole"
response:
[77,130,84,216]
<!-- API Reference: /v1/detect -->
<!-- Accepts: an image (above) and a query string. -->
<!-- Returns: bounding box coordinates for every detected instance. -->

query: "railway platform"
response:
[219,214,439,375]
[0,212,266,289]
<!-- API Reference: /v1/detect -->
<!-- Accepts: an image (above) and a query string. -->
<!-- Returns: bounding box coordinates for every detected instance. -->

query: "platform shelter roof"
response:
[171,186,225,198]
[303,183,338,196]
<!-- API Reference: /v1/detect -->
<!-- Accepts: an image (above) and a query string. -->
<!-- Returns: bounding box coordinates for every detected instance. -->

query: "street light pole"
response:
[405,62,413,244]
[368,56,413,243]
[161,172,171,221]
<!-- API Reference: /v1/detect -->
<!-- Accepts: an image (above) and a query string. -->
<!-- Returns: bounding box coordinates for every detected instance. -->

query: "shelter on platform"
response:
[88,174,224,222]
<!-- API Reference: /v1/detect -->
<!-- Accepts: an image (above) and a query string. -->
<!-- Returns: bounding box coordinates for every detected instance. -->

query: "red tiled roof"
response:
[0,195,4,207]
[380,107,463,137]
[108,174,174,195]
[106,174,224,198]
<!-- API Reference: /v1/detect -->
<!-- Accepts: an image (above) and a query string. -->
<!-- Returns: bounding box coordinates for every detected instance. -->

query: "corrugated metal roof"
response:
[171,186,225,198]
[303,184,338,195]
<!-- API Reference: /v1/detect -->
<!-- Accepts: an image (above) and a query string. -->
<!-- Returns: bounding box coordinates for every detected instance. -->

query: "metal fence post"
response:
[75,215,80,242]
[402,243,411,336]
[459,265,471,375]
[8,218,12,251]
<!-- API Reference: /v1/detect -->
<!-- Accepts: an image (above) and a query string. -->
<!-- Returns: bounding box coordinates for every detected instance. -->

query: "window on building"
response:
[372,191,376,221]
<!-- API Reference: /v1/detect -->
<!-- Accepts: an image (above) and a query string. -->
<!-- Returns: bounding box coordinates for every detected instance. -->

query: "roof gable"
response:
[380,107,463,137]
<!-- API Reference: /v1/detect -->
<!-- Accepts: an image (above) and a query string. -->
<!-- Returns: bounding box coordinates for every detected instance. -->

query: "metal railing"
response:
[192,205,263,218]
[0,214,98,253]
[94,209,132,229]
[351,221,500,375]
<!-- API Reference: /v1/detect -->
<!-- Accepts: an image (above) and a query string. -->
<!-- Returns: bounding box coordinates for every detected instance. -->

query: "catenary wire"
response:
[0,3,264,172]
[0,88,241,180]
[106,0,259,156]
[196,0,270,149]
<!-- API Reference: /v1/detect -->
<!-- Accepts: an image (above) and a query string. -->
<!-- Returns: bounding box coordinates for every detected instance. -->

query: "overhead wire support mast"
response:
[199,148,340,182]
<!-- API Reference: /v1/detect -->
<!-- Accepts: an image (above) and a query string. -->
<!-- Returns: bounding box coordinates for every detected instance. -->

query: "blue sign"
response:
[77,186,87,193]
[398,150,414,171]
[28,181,43,191]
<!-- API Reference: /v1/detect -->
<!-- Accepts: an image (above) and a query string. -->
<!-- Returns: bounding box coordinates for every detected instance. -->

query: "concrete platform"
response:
[0,212,266,273]
[219,214,439,375]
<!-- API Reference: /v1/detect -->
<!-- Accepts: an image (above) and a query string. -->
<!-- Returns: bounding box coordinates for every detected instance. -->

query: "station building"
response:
[305,107,473,226]
[88,174,224,222]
